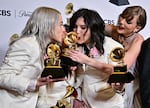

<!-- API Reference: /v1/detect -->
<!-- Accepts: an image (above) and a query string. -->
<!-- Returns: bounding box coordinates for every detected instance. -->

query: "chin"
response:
[78,42,84,45]
[117,29,124,34]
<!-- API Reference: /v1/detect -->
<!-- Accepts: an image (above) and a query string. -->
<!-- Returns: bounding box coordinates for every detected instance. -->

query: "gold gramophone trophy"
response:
[51,85,78,108]
[65,2,75,25]
[41,42,65,79]
[60,31,78,66]
[107,47,135,83]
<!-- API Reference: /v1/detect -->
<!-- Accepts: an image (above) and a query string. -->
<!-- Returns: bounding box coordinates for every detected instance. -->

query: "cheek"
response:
[126,26,135,33]
[52,34,62,43]
[58,34,64,43]
[125,23,137,30]
[77,35,90,44]
[84,35,91,43]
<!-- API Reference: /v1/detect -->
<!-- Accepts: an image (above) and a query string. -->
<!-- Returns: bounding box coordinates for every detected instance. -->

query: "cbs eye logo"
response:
[104,19,115,25]
[0,10,11,16]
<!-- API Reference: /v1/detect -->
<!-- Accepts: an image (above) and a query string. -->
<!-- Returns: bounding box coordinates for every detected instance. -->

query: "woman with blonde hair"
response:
[0,6,66,108]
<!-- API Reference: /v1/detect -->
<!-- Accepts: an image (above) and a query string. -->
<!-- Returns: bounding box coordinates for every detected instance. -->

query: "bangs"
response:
[120,12,134,22]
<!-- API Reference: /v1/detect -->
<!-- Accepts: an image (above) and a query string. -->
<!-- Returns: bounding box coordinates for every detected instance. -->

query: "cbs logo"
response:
[0,10,11,16]
[104,19,115,25]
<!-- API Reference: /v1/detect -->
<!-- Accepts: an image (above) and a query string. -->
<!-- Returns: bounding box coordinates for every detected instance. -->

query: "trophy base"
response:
[41,66,66,79]
[107,72,135,83]
[60,56,78,66]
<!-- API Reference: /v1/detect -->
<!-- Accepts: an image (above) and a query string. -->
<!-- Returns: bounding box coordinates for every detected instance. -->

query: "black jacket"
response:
[138,38,150,108]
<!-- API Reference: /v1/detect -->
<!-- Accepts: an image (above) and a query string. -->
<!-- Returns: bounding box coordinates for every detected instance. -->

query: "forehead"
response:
[58,15,62,22]
[76,17,85,24]
[120,14,138,23]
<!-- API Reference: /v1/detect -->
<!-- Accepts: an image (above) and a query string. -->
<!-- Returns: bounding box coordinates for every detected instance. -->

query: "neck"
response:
[126,32,135,38]
[120,32,135,39]
[118,33,136,47]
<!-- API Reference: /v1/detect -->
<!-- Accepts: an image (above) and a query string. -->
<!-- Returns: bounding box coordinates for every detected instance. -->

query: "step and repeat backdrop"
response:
[0,0,150,64]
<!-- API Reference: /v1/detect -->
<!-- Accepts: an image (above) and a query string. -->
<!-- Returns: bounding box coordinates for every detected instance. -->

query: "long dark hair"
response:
[69,8,105,54]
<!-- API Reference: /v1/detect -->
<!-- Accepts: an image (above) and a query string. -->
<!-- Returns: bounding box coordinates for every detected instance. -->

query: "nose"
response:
[75,27,81,35]
[119,18,126,26]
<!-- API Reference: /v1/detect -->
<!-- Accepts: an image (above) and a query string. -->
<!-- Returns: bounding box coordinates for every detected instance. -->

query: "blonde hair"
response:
[21,7,61,54]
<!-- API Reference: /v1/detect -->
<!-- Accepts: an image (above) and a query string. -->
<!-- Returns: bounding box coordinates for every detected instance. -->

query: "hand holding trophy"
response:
[41,42,65,79]
[60,31,78,66]
[107,47,135,83]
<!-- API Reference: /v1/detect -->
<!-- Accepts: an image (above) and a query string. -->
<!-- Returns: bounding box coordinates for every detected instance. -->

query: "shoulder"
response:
[104,37,123,53]
[9,36,39,53]
[129,33,144,49]
[132,33,144,43]
[12,36,38,47]
[104,36,123,48]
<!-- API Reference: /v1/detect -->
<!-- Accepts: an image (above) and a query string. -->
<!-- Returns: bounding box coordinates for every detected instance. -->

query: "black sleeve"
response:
[138,38,150,108]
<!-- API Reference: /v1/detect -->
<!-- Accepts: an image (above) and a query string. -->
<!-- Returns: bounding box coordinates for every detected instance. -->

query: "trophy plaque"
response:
[60,31,78,66]
[107,47,135,83]
[41,42,65,79]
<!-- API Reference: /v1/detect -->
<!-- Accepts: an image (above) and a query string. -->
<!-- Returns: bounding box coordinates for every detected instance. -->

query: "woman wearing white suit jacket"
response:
[68,8,124,108]
[0,7,66,108]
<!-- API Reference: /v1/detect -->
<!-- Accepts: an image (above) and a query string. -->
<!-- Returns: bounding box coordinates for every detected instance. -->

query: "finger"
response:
[50,77,66,82]
[110,83,115,86]
[70,66,77,71]
[46,75,52,80]
[38,77,47,81]
[116,83,121,86]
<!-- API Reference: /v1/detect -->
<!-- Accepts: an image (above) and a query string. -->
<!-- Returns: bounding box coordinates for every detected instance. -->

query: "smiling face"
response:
[73,17,91,45]
[117,15,141,37]
[116,6,147,38]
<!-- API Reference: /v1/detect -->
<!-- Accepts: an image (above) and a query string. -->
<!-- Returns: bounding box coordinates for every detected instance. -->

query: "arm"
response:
[0,39,53,94]
[68,50,113,75]
[124,33,144,69]
[105,24,144,69]
[104,24,118,41]
[0,41,32,94]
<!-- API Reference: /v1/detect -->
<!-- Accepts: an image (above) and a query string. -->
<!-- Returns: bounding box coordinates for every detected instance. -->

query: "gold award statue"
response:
[65,2,75,25]
[51,85,77,108]
[107,47,135,83]
[41,42,65,79]
[51,85,85,108]
[60,32,78,66]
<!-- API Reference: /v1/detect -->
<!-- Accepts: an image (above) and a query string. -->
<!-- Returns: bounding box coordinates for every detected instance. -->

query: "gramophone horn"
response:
[110,47,125,62]
[65,3,74,15]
